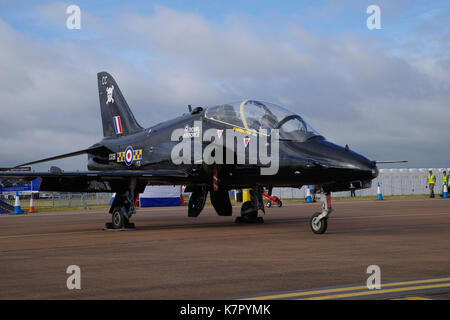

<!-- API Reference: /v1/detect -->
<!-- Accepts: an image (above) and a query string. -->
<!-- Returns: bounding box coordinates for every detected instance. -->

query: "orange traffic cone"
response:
[29,193,36,213]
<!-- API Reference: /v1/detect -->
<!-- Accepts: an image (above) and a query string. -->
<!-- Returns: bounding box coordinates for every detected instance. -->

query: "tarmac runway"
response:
[0,198,449,300]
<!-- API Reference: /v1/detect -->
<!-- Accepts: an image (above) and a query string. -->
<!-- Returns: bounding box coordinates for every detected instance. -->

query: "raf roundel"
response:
[124,146,134,166]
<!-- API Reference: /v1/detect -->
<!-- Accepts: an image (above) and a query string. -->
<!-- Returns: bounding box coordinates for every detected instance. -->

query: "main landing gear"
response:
[235,187,265,224]
[110,205,135,229]
[105,181,139,230]
[309,191,333,234]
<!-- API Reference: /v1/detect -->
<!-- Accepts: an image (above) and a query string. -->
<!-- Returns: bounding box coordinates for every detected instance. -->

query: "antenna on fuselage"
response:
[188,105,192,112]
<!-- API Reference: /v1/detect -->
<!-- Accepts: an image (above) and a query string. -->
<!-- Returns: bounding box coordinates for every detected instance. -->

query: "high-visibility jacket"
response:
[443,175,448,186]
[428,174,436,184]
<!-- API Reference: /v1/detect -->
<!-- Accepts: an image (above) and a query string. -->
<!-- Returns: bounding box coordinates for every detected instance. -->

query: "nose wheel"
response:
[309,191,333,234]
[310,212,328,234]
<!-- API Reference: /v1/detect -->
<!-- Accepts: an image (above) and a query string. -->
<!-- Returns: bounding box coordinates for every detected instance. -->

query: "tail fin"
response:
[97,72,143,138]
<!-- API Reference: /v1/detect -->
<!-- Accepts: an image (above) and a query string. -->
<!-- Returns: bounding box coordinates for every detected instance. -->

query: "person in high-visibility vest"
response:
[441,171,448,198]
[426,170,436,198]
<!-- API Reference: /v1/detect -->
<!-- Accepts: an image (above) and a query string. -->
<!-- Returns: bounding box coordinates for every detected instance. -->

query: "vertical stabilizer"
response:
[97,72,143,138]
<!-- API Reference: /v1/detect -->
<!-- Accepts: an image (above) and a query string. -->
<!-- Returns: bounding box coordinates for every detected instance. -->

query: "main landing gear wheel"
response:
[105,207,135,230]
[112,207,126,229]
[266,201,272,208]
[104,182,139,230]
[235,201,264,224]
[277,200,282,207]
[310,212,327,234]
[188,186,208,217]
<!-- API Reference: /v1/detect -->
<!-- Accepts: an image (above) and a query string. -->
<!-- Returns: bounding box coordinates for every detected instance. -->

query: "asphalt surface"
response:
[0,198,449,299]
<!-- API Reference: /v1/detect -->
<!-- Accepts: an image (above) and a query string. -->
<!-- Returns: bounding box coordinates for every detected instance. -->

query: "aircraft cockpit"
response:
[205,100,321,141]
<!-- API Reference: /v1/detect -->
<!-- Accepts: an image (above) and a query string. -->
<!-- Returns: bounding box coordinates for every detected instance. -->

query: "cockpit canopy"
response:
[205,100,321,141]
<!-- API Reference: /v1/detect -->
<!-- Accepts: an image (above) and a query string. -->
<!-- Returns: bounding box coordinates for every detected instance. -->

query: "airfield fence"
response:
[1,193,113,210]
[1,169,448,211]
[270,168,450,199]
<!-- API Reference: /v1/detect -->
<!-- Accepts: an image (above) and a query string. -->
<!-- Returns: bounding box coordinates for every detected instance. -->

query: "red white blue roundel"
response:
[124,146,134,166]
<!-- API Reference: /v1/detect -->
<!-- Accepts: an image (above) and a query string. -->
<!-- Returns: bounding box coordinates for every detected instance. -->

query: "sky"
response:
[0,0,449,170]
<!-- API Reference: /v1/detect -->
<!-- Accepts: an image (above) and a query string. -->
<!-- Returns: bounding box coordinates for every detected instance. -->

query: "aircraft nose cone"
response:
[294,139,378,182]
[352,156,376,179]
[371,164,379,178]
[337,147,376,181]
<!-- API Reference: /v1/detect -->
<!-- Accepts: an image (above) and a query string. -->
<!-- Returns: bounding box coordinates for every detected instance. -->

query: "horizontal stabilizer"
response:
[14,145,111,168]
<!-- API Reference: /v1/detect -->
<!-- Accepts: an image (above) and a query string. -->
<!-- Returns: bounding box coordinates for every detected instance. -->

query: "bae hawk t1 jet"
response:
[0,72,390,234]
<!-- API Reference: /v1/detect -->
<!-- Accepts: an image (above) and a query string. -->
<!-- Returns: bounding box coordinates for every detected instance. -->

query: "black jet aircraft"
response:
[0,72,391,234]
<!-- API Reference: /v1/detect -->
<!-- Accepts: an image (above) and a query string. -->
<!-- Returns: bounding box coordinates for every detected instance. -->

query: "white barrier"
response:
[271,168,449,199]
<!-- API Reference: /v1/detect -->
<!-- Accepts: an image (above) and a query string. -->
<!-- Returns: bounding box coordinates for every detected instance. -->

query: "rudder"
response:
[97,72,143,138]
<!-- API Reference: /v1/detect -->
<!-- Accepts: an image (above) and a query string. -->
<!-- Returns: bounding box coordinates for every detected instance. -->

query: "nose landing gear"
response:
[310,191,333,234]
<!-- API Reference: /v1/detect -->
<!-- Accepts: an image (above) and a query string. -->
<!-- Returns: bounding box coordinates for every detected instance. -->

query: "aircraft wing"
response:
[0,170,190,193]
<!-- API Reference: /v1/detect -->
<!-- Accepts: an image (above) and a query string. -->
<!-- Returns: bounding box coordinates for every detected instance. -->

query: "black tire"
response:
[241,201,257,219]
[266,201,272,208]
[111,207,126,229]
[310,212,328,234]
[188,186,208,217]
[277,200,283,207]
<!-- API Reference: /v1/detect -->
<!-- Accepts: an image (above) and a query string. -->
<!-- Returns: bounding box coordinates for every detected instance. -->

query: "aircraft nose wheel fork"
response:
[309,192,333,234]
[310,213,328,234]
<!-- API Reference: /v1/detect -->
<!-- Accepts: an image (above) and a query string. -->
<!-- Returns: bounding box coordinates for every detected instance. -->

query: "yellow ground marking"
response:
[393,297,432,300]
[304,282,450,300]
[0,230,101,239]
[244,277,450,300]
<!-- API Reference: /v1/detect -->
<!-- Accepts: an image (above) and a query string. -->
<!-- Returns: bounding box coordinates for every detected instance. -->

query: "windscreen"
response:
[205,100,321,141]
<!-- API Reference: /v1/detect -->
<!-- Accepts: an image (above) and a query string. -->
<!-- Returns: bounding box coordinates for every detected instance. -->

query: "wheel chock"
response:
[234,216,264,224]
[102,222,136,231]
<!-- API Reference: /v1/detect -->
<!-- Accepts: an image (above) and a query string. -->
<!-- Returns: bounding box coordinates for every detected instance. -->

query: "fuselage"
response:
[87,107,378,192]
